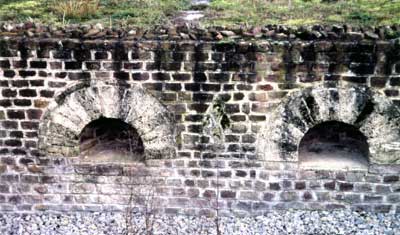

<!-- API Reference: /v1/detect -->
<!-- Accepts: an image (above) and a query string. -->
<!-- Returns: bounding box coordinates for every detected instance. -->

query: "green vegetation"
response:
[0,0,190,27]
[206,0,400,26]
[0,0,399,27]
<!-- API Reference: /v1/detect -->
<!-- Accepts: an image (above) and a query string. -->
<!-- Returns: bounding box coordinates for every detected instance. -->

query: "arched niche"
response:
[79,117,145,163]
[38,82,175,160]
[298,121,369,170]
[258,84,400,165]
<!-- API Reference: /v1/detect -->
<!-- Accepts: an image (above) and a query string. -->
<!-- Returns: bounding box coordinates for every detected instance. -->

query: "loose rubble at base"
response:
[1,210,399,235]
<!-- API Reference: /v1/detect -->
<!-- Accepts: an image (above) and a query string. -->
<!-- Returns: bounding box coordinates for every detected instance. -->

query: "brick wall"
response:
[0,25,400,215]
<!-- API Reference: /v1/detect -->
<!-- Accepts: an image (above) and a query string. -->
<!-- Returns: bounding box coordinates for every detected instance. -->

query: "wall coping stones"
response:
[1,23,400,41]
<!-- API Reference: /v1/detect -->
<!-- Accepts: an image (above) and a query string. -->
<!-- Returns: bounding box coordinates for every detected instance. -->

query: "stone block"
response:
[220,190,236,199]
[339,182,354,191]
[375,185,392,193]
[280,191,298,202]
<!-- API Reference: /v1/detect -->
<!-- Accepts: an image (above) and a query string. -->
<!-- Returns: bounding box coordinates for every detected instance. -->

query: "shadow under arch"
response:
[298,120,369,170]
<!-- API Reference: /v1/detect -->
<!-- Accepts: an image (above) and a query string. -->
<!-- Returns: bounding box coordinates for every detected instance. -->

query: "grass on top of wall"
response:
[0,0,399,27]
[205,0,400,27]
[0,0,190,27]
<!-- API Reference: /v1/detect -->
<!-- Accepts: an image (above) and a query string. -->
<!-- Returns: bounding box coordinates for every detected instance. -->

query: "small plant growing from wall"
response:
[125,177,158,235]
[203,96,231,141]
[202,96,231,235]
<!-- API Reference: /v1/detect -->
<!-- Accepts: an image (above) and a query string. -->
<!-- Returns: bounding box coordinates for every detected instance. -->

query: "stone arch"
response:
[38,82,175,160]
[258,84,400,164]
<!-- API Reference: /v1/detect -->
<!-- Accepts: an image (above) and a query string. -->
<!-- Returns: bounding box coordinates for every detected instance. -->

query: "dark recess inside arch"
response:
[298,121,369,170]
[79,117,145,163]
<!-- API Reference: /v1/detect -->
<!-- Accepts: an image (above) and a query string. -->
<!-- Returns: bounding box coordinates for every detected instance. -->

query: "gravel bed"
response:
[0,210,399,235]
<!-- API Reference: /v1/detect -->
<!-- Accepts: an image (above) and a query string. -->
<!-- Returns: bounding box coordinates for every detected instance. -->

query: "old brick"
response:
[188,104,209,113]
[2,121,18,129]
[8,195,22,204]
[34,185,48,194]
[172,73,191,81]
[7,110,25,119]
[94,51,109,60]
[280,191,298,201]
[2,89,17,97]
[193,73,207,82]
[0,100,12,108]
[231,124,247,133]
[370,76,388,87]
[46,81,65,88]
[184,83,200,92]
[193,93,213,102]
[324,181,336,190]
[201,170,214,177]
[103,62,121,70]
[65,61,82,70]
[209,73,230,83]
[203,190,216,198]
[374,205,392,213]
[14,99,32,107]
[30,80,44,87]
[184,179,195,187]
[10,131,23,138]
[221,190,236,199]
[114,72,129,80]
[339,182,354,191]
[50,62,62,69]
[74,49,91,61]
[263,192,275,201]
[364,195,383,203]
[375,185,391,193]
[34,100,49,108]
[303,191,313,201]
[12,80,29,87]
[383,175,399,183]
[40,90,55,98]
[161,93,177,102]
[85,62,100,70]
[0,60,10,68]
[187,188,199,198]
[21,121,39,130]
[21,175,39,183]
[53,49,72,59]
[384,89,399,97]
[202,84,221,92]
[13,60,27,68]
[55,72,67,78]
[5,139,22,147]
[235,170,247,177]
[68,72,91,80]
[1,174,19,182]
[270,182,281,190]
[19,89,37,97]
[132,73,149,81]
[295,181,306,190]
[152,73,170,81]
[30,61,47,69]
[3,70,15,78]
[387,194,400,203]
[0,185,9,193]
[19,70,36,78]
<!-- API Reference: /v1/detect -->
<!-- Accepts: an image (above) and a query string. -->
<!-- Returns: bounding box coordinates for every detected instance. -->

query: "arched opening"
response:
[79,117,144,163]
[298,121,369,170]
